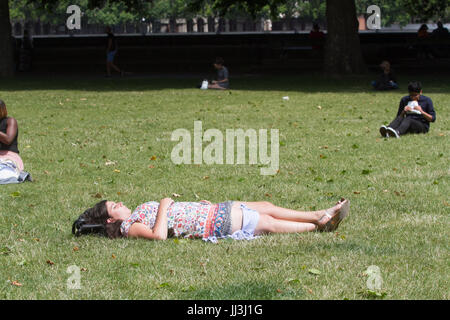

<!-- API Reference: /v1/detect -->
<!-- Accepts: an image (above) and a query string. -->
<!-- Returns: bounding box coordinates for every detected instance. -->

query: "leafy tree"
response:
[2,0,450,76]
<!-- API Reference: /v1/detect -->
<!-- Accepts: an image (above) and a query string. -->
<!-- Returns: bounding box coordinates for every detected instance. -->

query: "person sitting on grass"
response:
[73,197,350,241]
[371,61,398,91]
[0,99,24,171]
[208,57,229,90]
[379,81,436,138]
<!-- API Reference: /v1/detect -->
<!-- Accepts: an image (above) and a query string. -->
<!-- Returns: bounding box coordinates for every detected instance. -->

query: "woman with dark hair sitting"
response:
[72,197,350,241]
[0,99,24,172]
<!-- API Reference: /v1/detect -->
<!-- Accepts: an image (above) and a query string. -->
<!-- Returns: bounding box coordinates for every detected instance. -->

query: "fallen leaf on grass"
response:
[92,193,102,199]
[150,156,157,160]
[365,290,387,299]
[353,191,361,194]
[308,268,321,275]
[11,281,22,287]
[181,286,195,292]
[111,254,116,259]
[148,165,155,169]
[10,191,21,198]
[173,238,188,245]
[287,279,301,285]
[46,260,55,266]
[114,169,120,173]
[73,246,79,252]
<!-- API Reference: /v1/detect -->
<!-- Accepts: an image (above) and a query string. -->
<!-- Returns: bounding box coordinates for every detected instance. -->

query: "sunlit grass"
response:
[0,74,448,299]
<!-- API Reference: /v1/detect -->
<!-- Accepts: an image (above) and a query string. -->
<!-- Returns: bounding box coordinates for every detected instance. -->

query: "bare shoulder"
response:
[7,117,17,125]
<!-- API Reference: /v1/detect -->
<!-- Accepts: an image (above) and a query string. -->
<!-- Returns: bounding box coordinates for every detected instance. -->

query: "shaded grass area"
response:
[0,74,448,299]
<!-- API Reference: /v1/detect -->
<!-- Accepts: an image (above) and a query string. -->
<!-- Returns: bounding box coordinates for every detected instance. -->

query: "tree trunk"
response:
[0,0,14,77]
[324,0,367,74]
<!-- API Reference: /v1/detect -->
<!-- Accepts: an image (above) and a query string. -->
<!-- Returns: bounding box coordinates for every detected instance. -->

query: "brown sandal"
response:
[317,199,350,232]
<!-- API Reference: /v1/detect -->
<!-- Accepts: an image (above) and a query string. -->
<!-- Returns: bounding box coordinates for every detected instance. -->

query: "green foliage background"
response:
[8,0,450,28]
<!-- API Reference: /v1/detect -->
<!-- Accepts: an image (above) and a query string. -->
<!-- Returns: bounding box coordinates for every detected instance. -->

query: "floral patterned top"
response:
[120,201,229,239]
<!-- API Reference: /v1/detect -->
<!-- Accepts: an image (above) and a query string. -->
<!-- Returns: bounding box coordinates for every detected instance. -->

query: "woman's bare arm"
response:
[0,117,17,145]
[127,198,173,240]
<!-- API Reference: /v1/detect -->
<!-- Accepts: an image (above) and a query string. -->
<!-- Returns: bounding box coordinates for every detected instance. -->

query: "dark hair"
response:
[72,200,123,239]
[0,100,7,119]
[408,81,422,93]
[215,57,224,65]
[419,24,428,31]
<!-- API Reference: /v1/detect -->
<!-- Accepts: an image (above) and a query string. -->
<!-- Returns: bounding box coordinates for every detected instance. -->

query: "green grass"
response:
[0,74,448,300]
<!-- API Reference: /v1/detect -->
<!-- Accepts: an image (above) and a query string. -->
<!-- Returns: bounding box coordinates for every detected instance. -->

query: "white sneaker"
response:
[386,127,400,138]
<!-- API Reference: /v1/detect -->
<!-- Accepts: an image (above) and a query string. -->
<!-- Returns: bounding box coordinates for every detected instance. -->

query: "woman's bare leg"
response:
[235,201,343,225]
[254,214,316,235]
[229,200,347,235]
[208,83,226,90]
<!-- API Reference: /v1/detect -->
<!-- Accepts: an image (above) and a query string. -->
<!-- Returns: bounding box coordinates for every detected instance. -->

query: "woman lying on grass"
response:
[72,198,350,241]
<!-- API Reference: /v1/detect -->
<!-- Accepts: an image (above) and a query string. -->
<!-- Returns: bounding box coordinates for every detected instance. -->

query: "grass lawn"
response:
[0,73,448,300]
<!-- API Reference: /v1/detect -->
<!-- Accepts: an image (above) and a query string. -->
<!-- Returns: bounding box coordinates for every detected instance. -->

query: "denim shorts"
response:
[239,204,260,237]
[106,50,117,62]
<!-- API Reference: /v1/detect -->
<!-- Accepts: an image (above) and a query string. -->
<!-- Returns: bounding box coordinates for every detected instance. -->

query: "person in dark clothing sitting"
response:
[379,81,436,138]
[371,61,398,90]
[0,99,24,171]
[208,57,229,90]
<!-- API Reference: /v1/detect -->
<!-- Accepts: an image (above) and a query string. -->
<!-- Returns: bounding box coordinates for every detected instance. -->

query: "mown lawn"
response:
[0,74,448,300]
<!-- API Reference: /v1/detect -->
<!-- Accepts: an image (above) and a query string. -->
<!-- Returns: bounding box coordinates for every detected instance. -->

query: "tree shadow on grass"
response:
[180,281,305,300]
[1,73,449,94]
